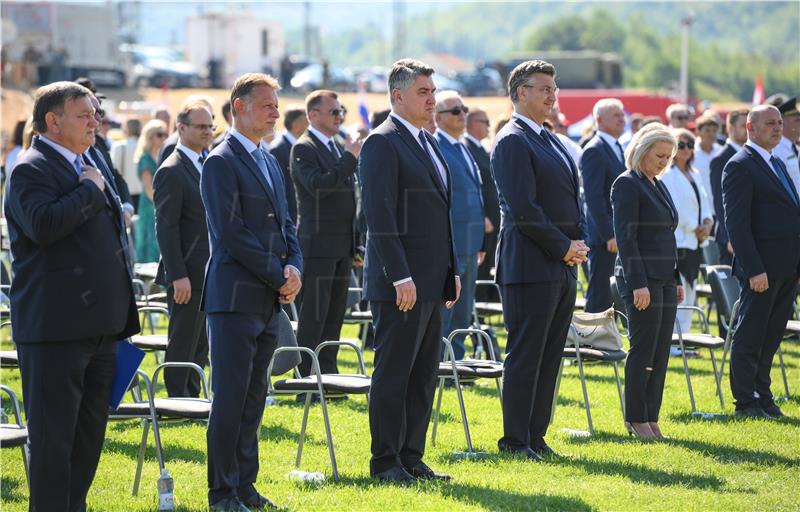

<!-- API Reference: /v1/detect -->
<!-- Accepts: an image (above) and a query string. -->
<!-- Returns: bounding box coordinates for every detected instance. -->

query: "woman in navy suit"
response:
[611,123,683,439]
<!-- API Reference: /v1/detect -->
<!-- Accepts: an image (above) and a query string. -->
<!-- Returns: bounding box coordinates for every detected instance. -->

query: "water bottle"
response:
[157,468,174,511]
[287,470,325,484]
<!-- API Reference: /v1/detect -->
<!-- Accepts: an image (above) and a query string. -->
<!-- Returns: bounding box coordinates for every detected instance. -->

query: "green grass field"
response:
[2,312,799,511]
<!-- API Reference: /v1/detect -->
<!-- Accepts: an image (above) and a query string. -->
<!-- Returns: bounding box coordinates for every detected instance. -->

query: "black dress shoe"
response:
[498,443,544,462]
[761,403,786,418]
[531,439,561,459]
[372,466,415,485]
[209,497,250,512]
[734,407,772,419]
[404,462,451,481]
[241,493,277,511]
[295,393,320,404]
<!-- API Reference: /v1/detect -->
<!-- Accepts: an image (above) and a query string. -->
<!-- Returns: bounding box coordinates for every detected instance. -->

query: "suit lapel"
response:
[175,149,201,184]
[391,118,447,200]
[745,145,798,207]
[599,137,625,171]
[307,131,338,170]
[228,136,279,211]
[33,137,81,183]
[515,118,579,203]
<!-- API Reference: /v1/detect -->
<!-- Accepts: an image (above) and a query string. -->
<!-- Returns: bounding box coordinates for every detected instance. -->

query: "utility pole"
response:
[679,12,694,104]
[392,0,404,60]
[304,1,311,58]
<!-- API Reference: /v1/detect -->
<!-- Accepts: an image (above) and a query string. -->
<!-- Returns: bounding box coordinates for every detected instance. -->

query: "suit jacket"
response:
[158,131,180,166]
[153,148,210,288]
[199,134,303,314]
[611,170,679,289]
[580,133,625,247]
[709,143,737,247]
[359,116,458,302]
[490,117,585,285]
[4,137,139,343]
[94,134,133,206]
[269,133,299,223]
[211,129,229,150]
[722,145,800,280]
[290,130,357,259]
[466,137,500,236]
[435,132,484,256]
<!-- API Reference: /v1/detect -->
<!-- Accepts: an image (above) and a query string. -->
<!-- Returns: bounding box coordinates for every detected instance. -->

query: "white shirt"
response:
[596,130,624,164]
[282,131,298,145]
[512,112,573,169]
[175,143,204,174]
[111,137,141,195]
[773,135,800,193]
[308,126,341,158]
[693,141,721,215]
[465,133,484,150]
[725,138,743,153]
[230,127,274,190]
[660,165,713,250]
[435,129,481,184]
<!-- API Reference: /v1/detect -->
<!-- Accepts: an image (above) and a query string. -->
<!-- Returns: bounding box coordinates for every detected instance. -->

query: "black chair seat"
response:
[131,335,168,351]
[672,332,724,349]
[113,398,211,419]
[344,310,372,322]
[695,283,712,298]
[274,374,371,394]
[0,350,18,368]
[0,425,28,447]
[475,301,503,316]
[785,320,800,334]
[563,347,627,362]
[437,360,504,379]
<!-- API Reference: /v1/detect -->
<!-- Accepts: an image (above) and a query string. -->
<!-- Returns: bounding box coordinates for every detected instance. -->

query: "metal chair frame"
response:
[0,384,30,489]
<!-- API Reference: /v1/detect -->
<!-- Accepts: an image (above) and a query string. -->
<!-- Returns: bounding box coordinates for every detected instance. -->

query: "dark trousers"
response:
[499,270,576,449]
[476,231,498,301]
[207,309,278,505]
[585,243,616,313]
[17,336,117,512]
[440,253,478,360]
[296,256,352,376]
[618,277,677,422]
[165,287,209,397]
[369,301,441,475]
[730,276,797,410]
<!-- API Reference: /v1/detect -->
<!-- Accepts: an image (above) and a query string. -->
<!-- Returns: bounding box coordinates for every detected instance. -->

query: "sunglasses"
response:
[677,141,694,150]
[439,105,469,116]
[313,108,347,117]
[675,115,690,121]
[154,132,168,139]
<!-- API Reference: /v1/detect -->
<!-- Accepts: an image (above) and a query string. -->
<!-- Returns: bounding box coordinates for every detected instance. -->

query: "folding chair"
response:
[110,362,211,495]
[267,318,371,480]
[430,329,503,453]
[342,271,373,348]
[0,385,29,488]
[131,305,169,363]
[552,309,627,435]
[0,321,18,369]
[474,280,504,327]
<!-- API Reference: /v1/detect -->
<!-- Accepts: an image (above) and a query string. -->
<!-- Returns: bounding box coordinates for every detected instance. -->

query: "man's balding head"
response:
[747,105,783,151]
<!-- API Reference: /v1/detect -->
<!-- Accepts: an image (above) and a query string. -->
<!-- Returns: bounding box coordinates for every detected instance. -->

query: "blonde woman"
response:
[134,118,168,262]
[611,123,684,439]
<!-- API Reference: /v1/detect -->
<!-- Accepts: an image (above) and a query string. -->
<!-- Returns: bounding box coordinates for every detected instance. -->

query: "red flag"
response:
[752,76,765,106]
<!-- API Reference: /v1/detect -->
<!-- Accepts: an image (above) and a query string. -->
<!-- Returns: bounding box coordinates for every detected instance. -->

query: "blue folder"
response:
[110,339,146,409]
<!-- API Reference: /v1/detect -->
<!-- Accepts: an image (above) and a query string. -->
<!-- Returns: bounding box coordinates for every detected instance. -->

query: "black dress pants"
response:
[618,277,677,422]
[17,335,117,512]
[369,301,441,475]
[165,287,209,397]
[206,308,278,505]
[730,276,797,410]
[499,270,576,449]
[296,256,352,376]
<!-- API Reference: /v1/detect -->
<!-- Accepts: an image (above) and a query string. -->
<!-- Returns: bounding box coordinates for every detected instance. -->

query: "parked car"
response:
[290,63,356,93]
[355,67,389,93]
[120,44,201,89]
[455,67,504,96]
[432,74,466,95]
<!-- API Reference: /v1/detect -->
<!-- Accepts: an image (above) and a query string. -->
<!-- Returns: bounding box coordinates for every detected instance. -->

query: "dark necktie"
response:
[793,144,799,159]
[539,130,572,175]
[198,154,205,165]
[327,140,340,161]
[615,140,625,164]
[418,131,447,190]
[770,156,799,206]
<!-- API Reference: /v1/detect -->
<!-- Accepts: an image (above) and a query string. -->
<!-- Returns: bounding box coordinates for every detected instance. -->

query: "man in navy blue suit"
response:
[581,98,627,313]
[722,104,800,419]
[5,81,139,511]
[359,59,460,483]
[491,60,587,459]
[434,90,485,359]
[200,73,303,511]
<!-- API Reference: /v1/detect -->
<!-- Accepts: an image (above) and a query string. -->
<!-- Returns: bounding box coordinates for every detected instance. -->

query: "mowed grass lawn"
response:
[2,308,799,511]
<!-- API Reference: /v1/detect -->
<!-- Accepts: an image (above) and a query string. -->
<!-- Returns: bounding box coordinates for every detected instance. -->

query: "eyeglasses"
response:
[313,108,347,117]
[186,123,216,131]
[438,105,469,116]
[95,108,106,118]
[154,132,168,139]
[675,115,690,121]
[523,84,559,96]
[677,141,694,150]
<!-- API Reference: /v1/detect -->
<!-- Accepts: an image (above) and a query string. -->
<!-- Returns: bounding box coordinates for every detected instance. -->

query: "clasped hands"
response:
[279,266,302,304]
[563,240,589,267]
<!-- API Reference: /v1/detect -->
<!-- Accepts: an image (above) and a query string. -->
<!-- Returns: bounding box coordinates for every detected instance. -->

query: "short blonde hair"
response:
[134,119,167,165]
[625,122,677,176]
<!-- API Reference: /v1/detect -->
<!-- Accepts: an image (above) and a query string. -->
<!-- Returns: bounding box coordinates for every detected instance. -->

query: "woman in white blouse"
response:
[660,128,714,335]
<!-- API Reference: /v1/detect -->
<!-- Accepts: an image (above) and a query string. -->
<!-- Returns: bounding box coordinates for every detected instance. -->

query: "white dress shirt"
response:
[596,130,624,164]
[435,129,481,184]
[772,135,800,193]
[693,141,721,215]
[660,165,713,250]
[512,112,573,169]
[308,126,341,158]
[37,135,81,174]
[175,143,204,174]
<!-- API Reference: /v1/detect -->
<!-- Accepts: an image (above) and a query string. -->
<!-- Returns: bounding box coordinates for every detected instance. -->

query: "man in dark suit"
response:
[270,104,308,223]
[466,107,500,299]
[153,102,213,397]
[581,98,627,312]
[200,73,302,511]
[434,91,485,359]
[211,99,233,150]
[722,105,800,419]
[159,95,213,165]
[360,59,460,483]
[710,108,749,266]
[491,60,588,459]
[4,82,139,511]
[291,90,362,378]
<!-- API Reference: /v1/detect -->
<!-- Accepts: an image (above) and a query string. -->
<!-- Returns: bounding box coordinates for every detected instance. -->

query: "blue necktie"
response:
[770,156,799,206]
[615,140,625,164]
[251,148,274,191]
[73,155,83,177]
[457,141,481,183]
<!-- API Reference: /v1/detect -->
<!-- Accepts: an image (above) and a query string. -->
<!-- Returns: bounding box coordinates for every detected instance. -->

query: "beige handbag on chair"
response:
[566,307,623,351]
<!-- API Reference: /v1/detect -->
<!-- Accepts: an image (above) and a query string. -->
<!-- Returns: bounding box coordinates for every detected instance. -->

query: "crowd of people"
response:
[2,58,799,511]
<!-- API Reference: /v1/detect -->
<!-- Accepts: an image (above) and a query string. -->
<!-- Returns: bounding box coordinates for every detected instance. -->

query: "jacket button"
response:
[280,253,287,259]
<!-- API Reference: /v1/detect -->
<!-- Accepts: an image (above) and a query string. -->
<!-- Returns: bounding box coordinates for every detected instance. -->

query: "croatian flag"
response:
[357,81,370,129]
[752,76,765,106]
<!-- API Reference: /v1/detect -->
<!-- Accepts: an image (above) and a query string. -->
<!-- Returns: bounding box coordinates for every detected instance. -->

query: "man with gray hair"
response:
[723,104,800,419]
[491,60,587,459]
[434,90,485,359]
[359,58,460,483]
[581,98,627,313]
[666,103,692,129]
